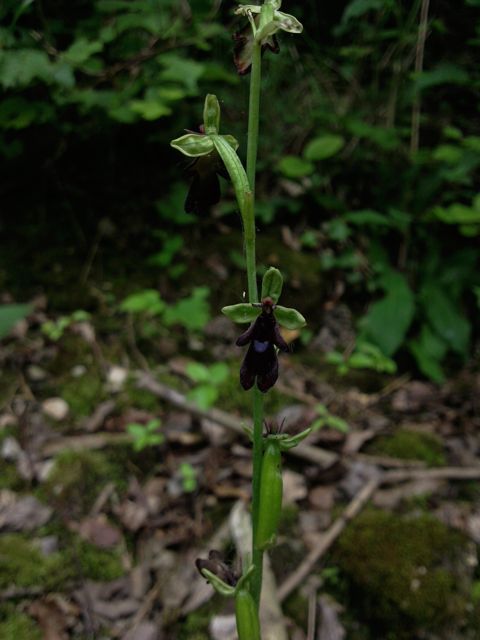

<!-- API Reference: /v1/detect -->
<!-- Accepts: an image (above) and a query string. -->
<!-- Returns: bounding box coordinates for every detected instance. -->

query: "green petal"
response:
[275,305,306,330]
[235,4,261,16]
[200,569,236,597]
[222,303,261,323]
[261,267,283,303]
[203,94,220,135]
[170,133,214,157]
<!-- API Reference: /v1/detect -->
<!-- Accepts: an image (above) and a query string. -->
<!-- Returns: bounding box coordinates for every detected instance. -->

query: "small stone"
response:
[107,366,128,392]
[42,397,69,421]
[71,364,87,378]
[26,365,48,382]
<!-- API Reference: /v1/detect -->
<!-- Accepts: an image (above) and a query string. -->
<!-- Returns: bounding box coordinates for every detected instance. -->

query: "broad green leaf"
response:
[432,203,480,225]
[186,362,210,383]
[120,290,165,314]
[412,63,470,92]
[408,325,447,383]
[209,363,229,385]
[274,306,306,330]
[304,135,344,161]
[261,267,283,303]
[0,303,32,339]
[130,99,171,121]
[187,385,218,410]
[63,39,103,65]
[277,156,314,178]
[160,55,205,93]
[342,0,391,23]
[163,287,210,331]
[359,270,414,356]
[432,145,463,164]
[0,49,51,88]
[346,119,399,150]
[222,304,261,324]
[420,285,470,355]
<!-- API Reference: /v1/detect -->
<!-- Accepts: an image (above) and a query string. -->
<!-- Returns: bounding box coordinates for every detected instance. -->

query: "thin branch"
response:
[410,0,431,155]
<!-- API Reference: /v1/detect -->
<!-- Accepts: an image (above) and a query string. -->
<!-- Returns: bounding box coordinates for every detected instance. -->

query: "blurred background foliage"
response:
[1,0,480,381]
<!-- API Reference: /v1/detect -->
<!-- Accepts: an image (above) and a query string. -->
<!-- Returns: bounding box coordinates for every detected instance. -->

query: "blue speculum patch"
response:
[254,340,269,353]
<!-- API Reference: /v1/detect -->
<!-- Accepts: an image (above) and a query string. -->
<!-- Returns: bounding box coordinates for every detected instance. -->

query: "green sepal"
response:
[261,267,283,303]
[242,425,254,443]
[199,568,236,597]
[170,133,214,158]
[203,94,220,135]
[235,4,262,16]
[279,426,313,450]
[275,305,306,329]
[222,303,261,324]
[269,0,282,9]
[274,11,303,34]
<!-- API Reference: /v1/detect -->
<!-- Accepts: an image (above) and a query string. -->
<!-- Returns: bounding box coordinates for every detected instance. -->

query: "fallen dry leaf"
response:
[0,490,52,532]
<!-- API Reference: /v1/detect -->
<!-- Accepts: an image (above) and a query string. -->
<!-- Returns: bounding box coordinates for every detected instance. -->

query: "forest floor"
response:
[1,226,480,640]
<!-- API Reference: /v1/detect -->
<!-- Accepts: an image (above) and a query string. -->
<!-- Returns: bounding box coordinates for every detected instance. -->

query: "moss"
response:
[176,598,222,640]
[366,428,446,466]
[41,450,124,516]
[283,590,309,630]
[0,608,41,640]
[69,539,124,582]
[333,509,468,636]
[118,378,162,413]
[0,461,25,491]
[0,535,71,591]
[59,370,105,418]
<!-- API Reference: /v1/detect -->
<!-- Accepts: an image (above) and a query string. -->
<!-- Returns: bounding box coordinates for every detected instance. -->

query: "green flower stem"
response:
[251,387,264,609]
[246,39,264,613]
[247,42,262,193]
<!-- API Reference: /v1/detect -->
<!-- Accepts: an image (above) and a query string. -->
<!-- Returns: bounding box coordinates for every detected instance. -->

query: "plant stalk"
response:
[245,39,264,612]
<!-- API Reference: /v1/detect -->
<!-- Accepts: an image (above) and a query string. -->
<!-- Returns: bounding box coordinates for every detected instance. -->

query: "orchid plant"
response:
[171,2,306,636]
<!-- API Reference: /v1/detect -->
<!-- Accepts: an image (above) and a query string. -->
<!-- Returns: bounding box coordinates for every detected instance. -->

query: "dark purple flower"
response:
[233,21,279,75]
[236,297,289,392]
[195,550,238,586]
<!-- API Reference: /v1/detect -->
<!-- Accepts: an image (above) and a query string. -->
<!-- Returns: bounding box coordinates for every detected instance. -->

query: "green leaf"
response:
[222,304,261,324]
[274,306,306,330]
[343,209,392,227]
[412,63,470,92]
[186,362,210,383]
[187,385,218,410]
[304,135,344,161]
[432,203,480,225]
[63,39,103,65]
[160,55,205,93]
[0,303,32,339]
[277,156,314,178]
[209,363,230,385]
[261,267,283,303]
[359,270,414,356]
[342,0,391,23]
[120,290,165,315]
[408,325,447,383]
[163,287,210,331]
[420,284,470,355]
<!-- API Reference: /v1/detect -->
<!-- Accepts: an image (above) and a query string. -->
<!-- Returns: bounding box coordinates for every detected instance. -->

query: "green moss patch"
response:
[367,428,446,466]
[334,509,468,636]
[0,608,41,640]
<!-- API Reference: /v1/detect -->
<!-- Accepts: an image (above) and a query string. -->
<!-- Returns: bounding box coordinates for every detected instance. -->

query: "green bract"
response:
[235,1,303,43]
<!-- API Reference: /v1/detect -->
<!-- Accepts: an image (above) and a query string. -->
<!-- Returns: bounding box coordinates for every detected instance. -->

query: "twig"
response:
[42,432,131,456]
[382,466,480,484]
[278,478,380,602]
[135,371,338,469]
[278,464,480,601]
[410,0,431,155]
